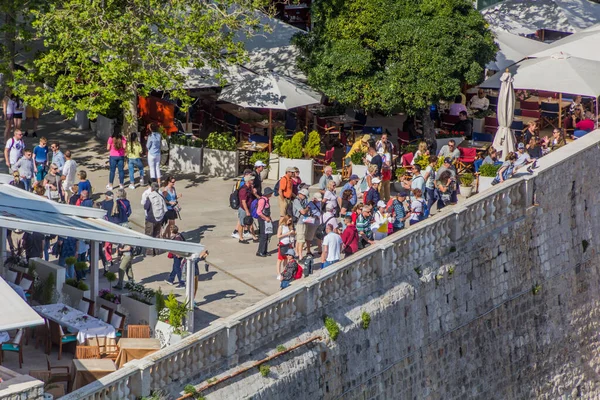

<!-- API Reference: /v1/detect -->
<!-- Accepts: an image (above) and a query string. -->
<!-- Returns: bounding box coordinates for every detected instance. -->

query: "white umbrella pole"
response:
[558,93,562,128]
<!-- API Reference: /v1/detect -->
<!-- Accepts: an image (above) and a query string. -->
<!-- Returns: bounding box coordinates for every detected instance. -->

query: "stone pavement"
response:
[0,112,282,333]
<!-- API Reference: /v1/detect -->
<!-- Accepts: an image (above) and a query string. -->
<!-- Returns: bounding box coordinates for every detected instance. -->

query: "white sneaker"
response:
[243,231,253,239]
[119,185,124,190]
[231,231,239,238]
[106,184,113,190]
[128,184,135,190]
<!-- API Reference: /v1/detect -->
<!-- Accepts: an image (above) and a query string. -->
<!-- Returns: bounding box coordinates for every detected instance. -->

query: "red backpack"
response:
[294,264,303,280]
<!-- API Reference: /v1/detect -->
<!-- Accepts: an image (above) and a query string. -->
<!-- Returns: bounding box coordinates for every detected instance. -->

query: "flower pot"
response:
[120,294,158,336]
[96,297,119,315]
[332,174,342,186]
[61,283,90,308]
[477,176,495,193]
[169,144,203,174]
[460,185,474,198]
[203,148,239,178]
[279,157,314,186]
[154,320,186,348]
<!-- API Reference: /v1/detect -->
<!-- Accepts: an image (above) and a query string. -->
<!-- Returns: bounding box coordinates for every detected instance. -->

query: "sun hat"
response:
[312,192,322,200]
[372,177,381,184]
[361,134,370,143]
[299,188,309,196]
[263,187,274,196]
[254,160,267,167]
[286,248,296,257]
[377,200,386,208]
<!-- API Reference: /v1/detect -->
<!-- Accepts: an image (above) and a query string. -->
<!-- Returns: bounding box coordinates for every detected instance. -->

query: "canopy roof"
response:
[487,31,548,70]
[218,72,321,110]
[0,183,204,256]
[180,63,254,90]
[531,29,600,61]
[0,277,44,331]
[480,53,600,97]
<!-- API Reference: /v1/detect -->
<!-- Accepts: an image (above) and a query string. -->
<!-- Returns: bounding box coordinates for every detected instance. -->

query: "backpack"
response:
[315,215,336,241]
[250,198,264,219]
[418,200,429,221]
[273,179,280,196]
[229,183,240,210]
[294,264,303,280]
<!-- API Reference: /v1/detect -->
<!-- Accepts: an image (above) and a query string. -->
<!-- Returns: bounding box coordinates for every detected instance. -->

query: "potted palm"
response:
[278,131,321,186]
[202,132,239,178]
[155,293,191,348]
[477,164,501,193]
[459,173,475,198]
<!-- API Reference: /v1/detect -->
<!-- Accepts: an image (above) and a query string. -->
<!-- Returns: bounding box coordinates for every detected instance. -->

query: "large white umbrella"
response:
[0,277,44,331]
[531,30,600,61]
[487,31,548,71]
[493,71,517,160]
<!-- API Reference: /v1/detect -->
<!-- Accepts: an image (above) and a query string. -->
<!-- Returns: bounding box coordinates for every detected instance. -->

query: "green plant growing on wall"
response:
[249,151,270,167]
[478,163,501,177]
[276,345,287,353]
[205,132,236,151]
[361,311,371,330]
[532,284,541,295]
[350,151,366,165]
[259,364,270,377]
[303,131,321,158]
[324,316,340,340]
[448,266,455,276]
[280,132,304,159]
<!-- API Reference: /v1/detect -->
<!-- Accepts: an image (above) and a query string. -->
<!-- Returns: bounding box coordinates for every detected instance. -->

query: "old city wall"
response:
[201,132,600,400]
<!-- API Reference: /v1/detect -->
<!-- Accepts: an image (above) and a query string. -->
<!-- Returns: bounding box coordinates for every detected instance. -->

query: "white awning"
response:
[0,183,204,256]
[487,31,548,70]
[531,29,600,61]
[0,277,44,331]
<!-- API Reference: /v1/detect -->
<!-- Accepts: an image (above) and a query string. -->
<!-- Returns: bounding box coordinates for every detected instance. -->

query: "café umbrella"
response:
[492,71,517,159]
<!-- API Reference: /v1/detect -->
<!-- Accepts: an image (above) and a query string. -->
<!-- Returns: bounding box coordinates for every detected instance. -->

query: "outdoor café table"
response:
[114,338,161,368]
[458,139,492,153]
[33,303,116,344]
[71,358,117,390]
[237,141,269,170]
[526,96,571,109]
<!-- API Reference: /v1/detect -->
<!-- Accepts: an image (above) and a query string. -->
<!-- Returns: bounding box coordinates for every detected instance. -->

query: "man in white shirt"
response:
[62,150,78,193]
[321,223,343,268]
[469,89,489,111]
[4,129,24,169]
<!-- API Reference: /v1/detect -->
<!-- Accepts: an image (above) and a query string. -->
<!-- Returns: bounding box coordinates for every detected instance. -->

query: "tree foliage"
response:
[12,0,268,127]
[294,0,497,115]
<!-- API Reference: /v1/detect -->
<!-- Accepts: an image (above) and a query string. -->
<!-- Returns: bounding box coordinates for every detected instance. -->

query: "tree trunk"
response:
[122,86,139,135]
[421,108,436,153]
[4,11,16,87]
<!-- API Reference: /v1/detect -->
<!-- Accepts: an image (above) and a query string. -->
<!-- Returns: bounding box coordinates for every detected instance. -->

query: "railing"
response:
[61,132,600,399]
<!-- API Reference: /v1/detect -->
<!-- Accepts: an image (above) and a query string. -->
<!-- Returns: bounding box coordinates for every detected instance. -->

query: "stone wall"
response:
[201,131,600,400]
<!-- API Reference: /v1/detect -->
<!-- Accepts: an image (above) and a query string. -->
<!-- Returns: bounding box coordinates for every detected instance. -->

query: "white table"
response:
[33,303,116,343]
[7,281,26,301]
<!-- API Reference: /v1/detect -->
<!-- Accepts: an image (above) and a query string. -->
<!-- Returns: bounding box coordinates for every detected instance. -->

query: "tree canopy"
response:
[294,0,497,115]
[12,0,268,130]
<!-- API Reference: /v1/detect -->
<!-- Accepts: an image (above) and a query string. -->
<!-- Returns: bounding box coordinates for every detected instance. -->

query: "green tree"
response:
[13,0,268,132]
[295,0,497,140]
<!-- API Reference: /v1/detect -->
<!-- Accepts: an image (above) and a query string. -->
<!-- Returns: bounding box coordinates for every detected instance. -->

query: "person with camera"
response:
[435,157,458,207]
[292,188,311,259]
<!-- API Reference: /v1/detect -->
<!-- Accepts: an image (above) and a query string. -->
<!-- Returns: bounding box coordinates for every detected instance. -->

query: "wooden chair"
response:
[456,147,477,173]
[94,335,119,361]
[110,311,126,338]
[34,318,51,355]
[540,102,560,129]
[520,100,539,111]
[484,116,499,134]
[75,345,100,359]
[127,325,151,339]
[77,297,95,317]
[441,114,460,130]
[313,146,335,174]
[0,328,25,368]
[46,355,71,392]
[49,320,77,360]
[98,305,114,324]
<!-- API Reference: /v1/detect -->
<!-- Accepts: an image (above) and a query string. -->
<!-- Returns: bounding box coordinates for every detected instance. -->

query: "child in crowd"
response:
[12,149,35,191]
[77,170,92,195]
[33,136,49,182]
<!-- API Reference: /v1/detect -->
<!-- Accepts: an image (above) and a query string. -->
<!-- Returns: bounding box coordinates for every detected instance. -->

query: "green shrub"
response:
[350,151,366,165]
[74,261,88,272]
[259,364,270,377]
[155,287,166,315]
[272,127,287,154]
[324,316,340,340]
[183,385,198,396]
[276,344,287,353]
[361,311,371,330]
[65,278,78,288]
[479,163,501,177]
[413,155,429,171]
[280,132,304,159]
[77,281,89,291]
[105,272,117,284]
[303,131,321,158]
[64,256,77,266]
[205,132,236,151]
[460,173,474,187]
[249,151,269,167]
[41,272,56,305]
[329,162,338,174]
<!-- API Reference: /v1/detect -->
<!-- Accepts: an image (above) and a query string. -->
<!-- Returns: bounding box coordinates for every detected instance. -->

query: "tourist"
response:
[372,200,391,240]
[318,166,333,195]
[469,89,489,111]
[4,93,15,140]
[146,123,162,187]
[451,111,473,139]
[492,152,517,185]
[321,223,342,268]
[341,174,359,206]
[33,136,49,181]
[292,167,304,197]
[323,180,340,216]
[43,163,63,202]
[573,111,595,138]
[340,215,359,256]
[482,147,500,166]
[165,225,185,287]
[423,155,437,210]
[76,189,94,207]
[236,175,257,244]
[255,187,274,257]
[378,141,392,201]
[25,104,40,137]
[436,170,455,210]
[11,149,34,191]
[115,189,132,227]
[278,248,300,290]
[363,164,378,194]
[436,158,457,204]
[449,95,468,116]
[75,238,89,281]
[364,176,381,206]
[113,243,134,290]
[127,132,145,189]
[278,167,294,222]
[106,131,127,190]
[251,160,266,196]
[58,236,78,279]
[527,136,543,159]
[390,189,410,232]
[366,146,382,177]
[356,204,375,248]
[162,175,182,239]
[375,132,394,156]
[191,250,210,307]
[23,231,44,261]
[522,121,538,145]
[351,202,363,224]
[77,170,92,195]
[340,189,354,218]
[293,188,310,259]
[513,142,536,173]
[62,150,77,194]
[144,182,167,256]
[4,129,24,170]
[408,189,427,226]
[412,141,429,164]
[437,140,460,162]
[276,215,295,277]
[404,164,425,201]
[542,128,566,152]
[306,192,323,255]
[9,171,25,190]
[50,141,65,170]
[345,134,370,170]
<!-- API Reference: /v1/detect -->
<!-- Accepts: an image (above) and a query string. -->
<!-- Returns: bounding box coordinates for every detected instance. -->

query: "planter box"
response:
[30,258,65,298]
[477,176,495,193]
[473,118,485,134]
[61,283,90,308]
[96,115,115,141]
[120,294,158,336]
[90,121,97,133]
[267,153,280,181]
[96,297,120,316]
[154,320,186,348]
[203,148,239,178]
[71,111,89,130]
[352,164,369,180]
[169,144,203,174]
[436,136,465,151]
[279,157,314,186]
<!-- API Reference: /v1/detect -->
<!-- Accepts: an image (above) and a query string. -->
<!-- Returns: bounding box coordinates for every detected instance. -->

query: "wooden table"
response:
[250,119,283,130]
[458,140,493,152]
[114,338,161,369]
[217,103,263,121]
[71,359,117,390]
[237,141,269,171]
[526,96,570,109]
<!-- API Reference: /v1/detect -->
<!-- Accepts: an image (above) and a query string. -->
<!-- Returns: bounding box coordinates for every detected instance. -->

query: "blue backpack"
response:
[419,200,429,221]
[250,198,263,219]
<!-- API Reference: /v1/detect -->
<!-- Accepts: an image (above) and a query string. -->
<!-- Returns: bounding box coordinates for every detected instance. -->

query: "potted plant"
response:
[120,281,158,331]
[74,261,88,282]
[97,288,121,313]
[169,135,204,174]
[202,131,239,178]
[350,150,368,180]
[249,151,270,180]
[329,162,342,185]
[62,278,90,307]
[155,293,191,348]
[278,131,320,186]
[477,163,501,193]
[459,173,475,198]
